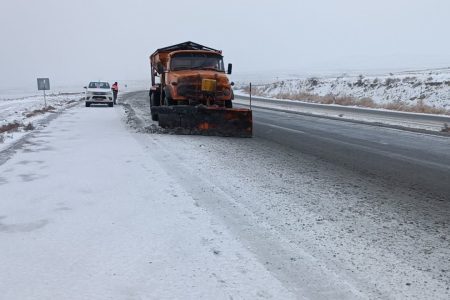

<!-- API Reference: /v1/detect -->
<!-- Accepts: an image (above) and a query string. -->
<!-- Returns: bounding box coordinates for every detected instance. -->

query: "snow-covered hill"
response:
[238,68,450,112]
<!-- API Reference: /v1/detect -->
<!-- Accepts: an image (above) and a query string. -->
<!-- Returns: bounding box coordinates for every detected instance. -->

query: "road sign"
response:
[37,78,50,90]
[37,78,50,107]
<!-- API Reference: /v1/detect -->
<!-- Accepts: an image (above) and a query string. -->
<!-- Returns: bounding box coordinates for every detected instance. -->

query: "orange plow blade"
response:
[155,106,252,137]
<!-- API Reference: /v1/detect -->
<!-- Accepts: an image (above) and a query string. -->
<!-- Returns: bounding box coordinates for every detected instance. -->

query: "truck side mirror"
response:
[227,63,233,75]
[157,62,164,74]
[83,86,87,89]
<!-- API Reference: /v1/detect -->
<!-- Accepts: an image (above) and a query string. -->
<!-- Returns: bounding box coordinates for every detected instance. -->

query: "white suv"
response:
[85,82,114,107]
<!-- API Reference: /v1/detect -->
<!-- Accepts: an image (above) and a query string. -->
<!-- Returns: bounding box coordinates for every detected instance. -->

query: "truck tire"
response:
[225,100,233,108]
[151,111,158,121]
[150,93,160,121]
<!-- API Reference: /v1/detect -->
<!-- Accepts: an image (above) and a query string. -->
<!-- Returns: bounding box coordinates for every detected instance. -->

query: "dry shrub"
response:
[320,95,336,104]
[242,85,450,116]
[442,123,450,132]
[307,77,319,86]
[402,76,417,83]
[274,92,328,103]
[242,85,265,96]
[383,101,408,111]
[24,122,35,131]
[334,96,357,106]
[413,99,448,114]
[25,105,56,118]
[25,112,37,118]
[358,97,377,108]
[0,122,21,134]
[381,100,448,115]
[242,85,251,94]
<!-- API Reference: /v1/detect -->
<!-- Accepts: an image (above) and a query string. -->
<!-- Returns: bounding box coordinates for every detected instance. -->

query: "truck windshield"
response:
[171,53,225,72]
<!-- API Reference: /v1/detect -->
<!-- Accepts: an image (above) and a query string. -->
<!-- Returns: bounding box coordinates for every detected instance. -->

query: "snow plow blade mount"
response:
[156,106,252,137]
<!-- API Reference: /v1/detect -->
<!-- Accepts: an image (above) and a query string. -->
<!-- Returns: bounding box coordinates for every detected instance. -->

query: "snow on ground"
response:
[232,93,450,133]
[0,93,83,151]
[0,79,150,152]
[0,104,296,300]
[236,68,450,109]
[139,132,450,299]
[1,89,449,299]
[121,91,450,299]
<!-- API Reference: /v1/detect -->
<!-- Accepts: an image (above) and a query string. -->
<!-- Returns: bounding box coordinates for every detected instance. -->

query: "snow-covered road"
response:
[1,96,450,299]
[0,105,295,299]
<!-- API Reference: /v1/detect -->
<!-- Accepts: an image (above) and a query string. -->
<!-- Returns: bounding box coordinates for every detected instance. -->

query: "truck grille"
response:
[177,84,226,97]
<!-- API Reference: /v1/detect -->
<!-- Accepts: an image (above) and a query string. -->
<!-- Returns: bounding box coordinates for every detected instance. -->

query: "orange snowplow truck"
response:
[149,41,252,137]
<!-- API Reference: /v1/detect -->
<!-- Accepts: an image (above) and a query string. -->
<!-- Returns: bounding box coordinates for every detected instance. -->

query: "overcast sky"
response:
[1,0,450,89]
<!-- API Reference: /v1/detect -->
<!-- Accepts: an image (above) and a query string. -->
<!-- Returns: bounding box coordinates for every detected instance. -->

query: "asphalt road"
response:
[125,90,450,199]
[1,91,449,299]
[239,105,450,200]
[121,91,450,298]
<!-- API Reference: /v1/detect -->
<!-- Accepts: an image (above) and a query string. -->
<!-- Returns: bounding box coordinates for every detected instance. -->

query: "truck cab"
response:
[147,42,251,137]
[150,42,234,110]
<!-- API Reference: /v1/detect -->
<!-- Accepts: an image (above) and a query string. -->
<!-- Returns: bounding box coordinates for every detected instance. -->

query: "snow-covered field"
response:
[237,68,450,110]
[0,93,84,151]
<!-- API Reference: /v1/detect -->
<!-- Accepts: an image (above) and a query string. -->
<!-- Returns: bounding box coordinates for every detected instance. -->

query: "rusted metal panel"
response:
[154,106,252,137]
[149,41,252,137]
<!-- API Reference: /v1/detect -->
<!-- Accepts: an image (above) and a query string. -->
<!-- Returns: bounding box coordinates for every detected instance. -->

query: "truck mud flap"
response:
[154,106,252,137]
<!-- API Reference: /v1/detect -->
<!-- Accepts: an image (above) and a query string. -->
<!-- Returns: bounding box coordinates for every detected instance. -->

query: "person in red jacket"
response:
[111,82,119,104]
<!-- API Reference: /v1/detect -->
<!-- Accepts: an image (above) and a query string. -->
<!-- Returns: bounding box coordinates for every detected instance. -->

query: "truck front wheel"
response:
[150,93,160,121]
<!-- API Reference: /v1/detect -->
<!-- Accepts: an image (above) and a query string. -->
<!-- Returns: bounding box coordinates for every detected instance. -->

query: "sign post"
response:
[37,78,50,108]
[249,82,252,109]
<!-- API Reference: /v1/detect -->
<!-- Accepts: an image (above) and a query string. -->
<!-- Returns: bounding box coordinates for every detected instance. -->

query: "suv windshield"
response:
[89,82,110,89]
[171,53,225,71]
